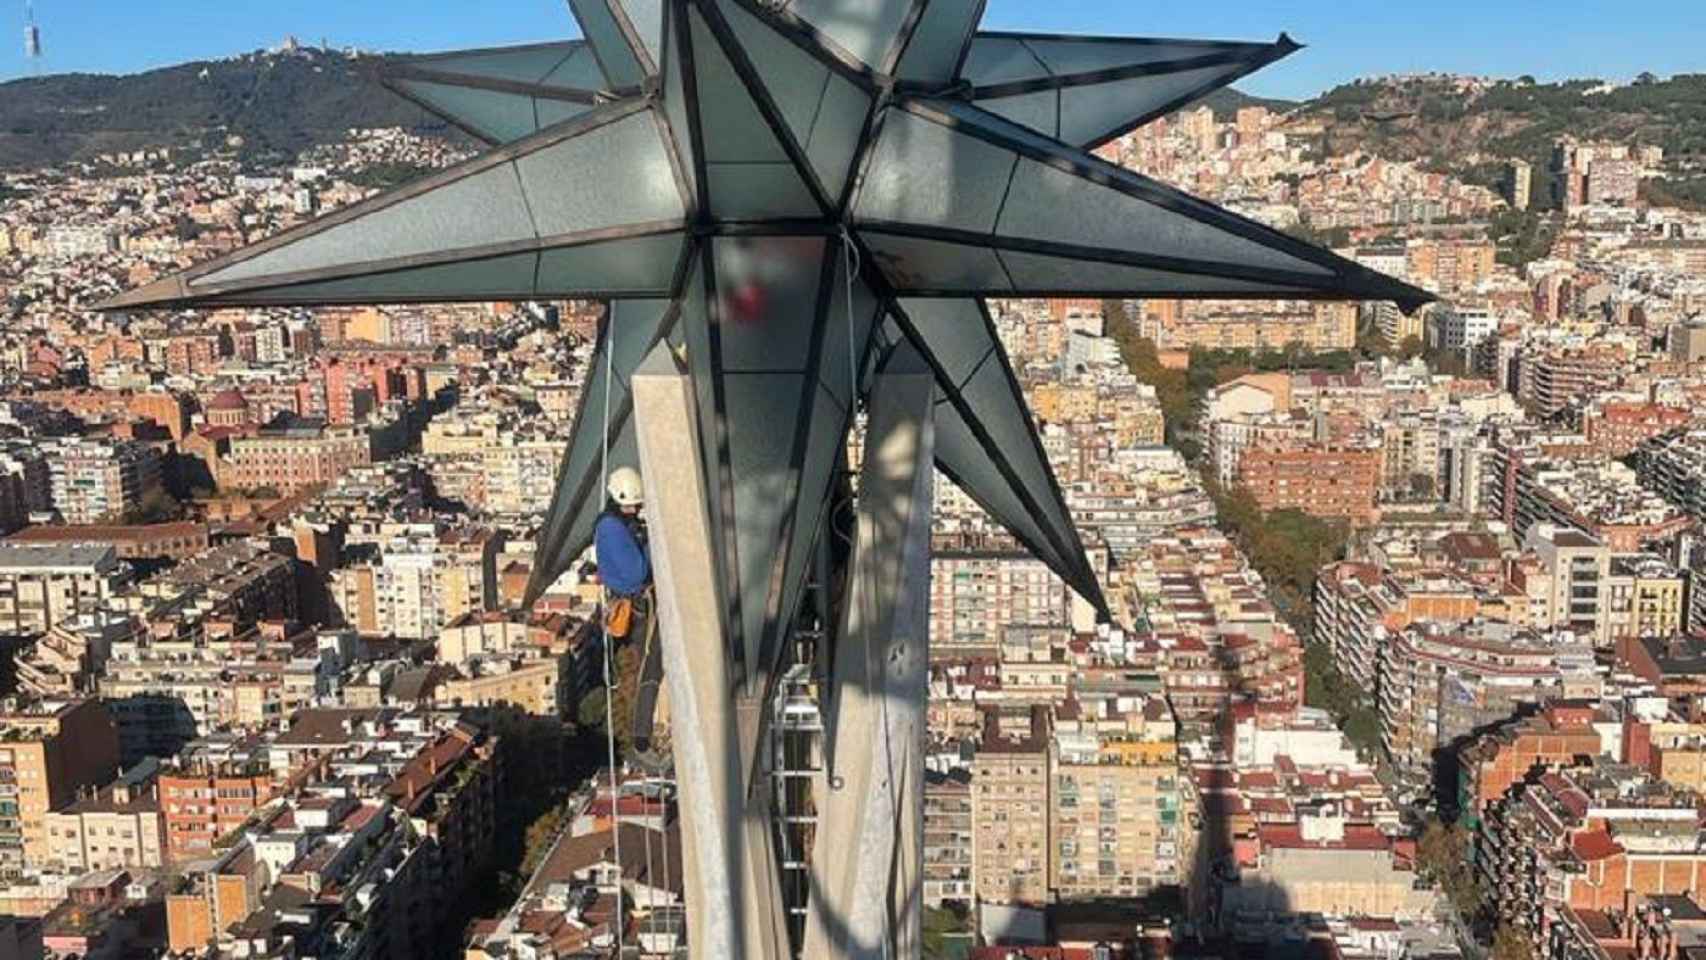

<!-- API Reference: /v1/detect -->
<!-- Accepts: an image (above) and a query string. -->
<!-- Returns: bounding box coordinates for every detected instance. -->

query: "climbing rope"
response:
[597,314,625,954]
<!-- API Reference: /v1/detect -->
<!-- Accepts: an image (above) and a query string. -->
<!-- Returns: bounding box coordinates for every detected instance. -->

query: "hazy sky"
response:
[4,0,1704,98]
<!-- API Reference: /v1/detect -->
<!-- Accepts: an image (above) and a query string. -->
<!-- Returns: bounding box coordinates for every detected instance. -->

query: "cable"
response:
[839,225,862,427]
[660,781,675,940]
[597,313,625,954]
[643,779,656,918]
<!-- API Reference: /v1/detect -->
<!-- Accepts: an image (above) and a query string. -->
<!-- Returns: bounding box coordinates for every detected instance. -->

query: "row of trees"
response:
[1100,299,1368,462]
[1416,821,1535,959]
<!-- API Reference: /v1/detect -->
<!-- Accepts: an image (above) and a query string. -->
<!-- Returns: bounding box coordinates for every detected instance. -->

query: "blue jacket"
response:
[595,512,651,597]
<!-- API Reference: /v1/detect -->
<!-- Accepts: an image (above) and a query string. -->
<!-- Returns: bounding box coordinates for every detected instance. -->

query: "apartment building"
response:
[1237,441,1383,525]
[16,615,136,699]
[1518,344,1627,420]
[0,544,131,637]
[1378,622,1598,785]
[1479,758,1706,956]
[0,699,122,876]
[1406,238,1495,295]
[436,656,569,718]
[1503,458,1690,553]
[1049,715,1181,899]
[436,610,589,664]
[43,759,166,874]
[1582,403,1692,458]
[157,756,274,864]
[923,770,973,909]
[1517,524,1686,647]
[1455,704,1606,824]
[8,521,211,561]
[45,440,163,525]
[971,707,1051,906]
[330,528,500,639]
[930,534,1071,656]
[480,432,564,516]
[1634,430,1706,524]
[1315,563,1483,697]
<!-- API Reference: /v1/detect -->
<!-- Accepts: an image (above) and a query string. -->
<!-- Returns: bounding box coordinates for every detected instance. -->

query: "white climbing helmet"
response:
[607,466,644,508]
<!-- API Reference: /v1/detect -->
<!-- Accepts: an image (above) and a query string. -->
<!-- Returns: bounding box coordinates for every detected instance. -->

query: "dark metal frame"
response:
[103,0,1435,663]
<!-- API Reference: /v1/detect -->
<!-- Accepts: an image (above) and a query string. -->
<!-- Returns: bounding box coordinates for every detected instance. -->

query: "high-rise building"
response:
[46,439,163,525]
[0,698,122,876]
[1049,709,1181,899]
[970,707,1051,906]
[1508,159,1532,210]
[923,770,973,909]
[1669,319,1706,364]
[1586,158,1640,207]
[331,528,501,639]
[930,534,1071,656]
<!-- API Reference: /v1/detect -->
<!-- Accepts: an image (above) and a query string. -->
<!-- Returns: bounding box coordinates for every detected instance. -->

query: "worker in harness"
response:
[594,466,669,772]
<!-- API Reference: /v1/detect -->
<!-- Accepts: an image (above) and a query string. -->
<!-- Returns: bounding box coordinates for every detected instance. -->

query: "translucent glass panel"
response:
[536,233,686,297]
[527,299,674,606]
[660,3,698,207]
[569,0,646,86]
[613,0,665,69]
[863,232,1010,294]
[957,356,1077,559]
[975,89,1058,140]
[201,165,537,285]
[711,236,828,372]
[536,98,600,131]
[806,74,874,202]
[714,0,874,201]
[515,110,684,235]
[416,43,584,85]
[392,79,547,144]
[818,252,883,411]
[933,395,1070,580]
[689,6,818,218]
[195,108,685,296]
[678,259,730,609]
[911,300,1101,607]
[789,0,913,69]
[855,107,1016,231]
[958,36,1045,86]
[893,0,982,85]
[775,383,846,650]
[897,298,993,387]
[1055,65,1254,147]
[996,156,1334,278]
[854,101,1348,289]
[996,250,1316,297]
[724,373,810,666]
[199,253,542,305]
[540,44,610,89]
[1020,38,1231,77]
[392,44,611,144]
[202,232,680,307]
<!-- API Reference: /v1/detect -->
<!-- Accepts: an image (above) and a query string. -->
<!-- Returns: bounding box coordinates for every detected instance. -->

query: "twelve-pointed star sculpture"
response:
[103,0,1431,682]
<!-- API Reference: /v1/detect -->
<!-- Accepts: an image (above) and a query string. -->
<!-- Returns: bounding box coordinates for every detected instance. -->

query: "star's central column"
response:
[632,341,793,960]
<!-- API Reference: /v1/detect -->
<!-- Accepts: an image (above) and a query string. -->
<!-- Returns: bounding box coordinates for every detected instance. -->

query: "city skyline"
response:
[2,0,1704,98]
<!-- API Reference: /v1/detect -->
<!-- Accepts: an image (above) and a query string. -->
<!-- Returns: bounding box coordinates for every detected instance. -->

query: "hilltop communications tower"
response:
[23,0,41,74]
